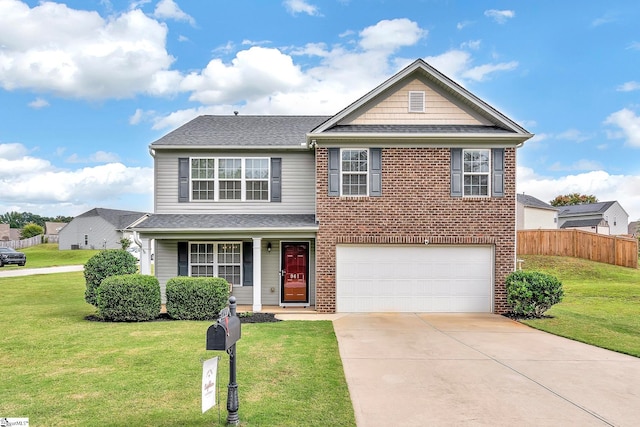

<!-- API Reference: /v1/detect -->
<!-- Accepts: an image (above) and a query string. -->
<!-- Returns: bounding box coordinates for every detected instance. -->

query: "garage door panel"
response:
[336,245,493,313]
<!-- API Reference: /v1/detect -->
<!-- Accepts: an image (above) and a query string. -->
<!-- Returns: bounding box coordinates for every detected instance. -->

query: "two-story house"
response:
[558,201,629,236]
[131,59,533,314]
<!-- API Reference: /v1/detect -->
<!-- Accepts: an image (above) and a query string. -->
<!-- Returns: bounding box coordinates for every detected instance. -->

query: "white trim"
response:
[189,156,271,202]
[340,148,369,197]
[188,241,243,287]
[279,240,312,307]
[252,237,262,312]
[462,148,491,197]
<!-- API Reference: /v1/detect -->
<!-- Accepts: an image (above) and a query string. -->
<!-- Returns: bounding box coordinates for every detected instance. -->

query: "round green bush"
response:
[96,274,160,322]
[84,249,138,306]
[505,270,564,317]
[166,277,230,320]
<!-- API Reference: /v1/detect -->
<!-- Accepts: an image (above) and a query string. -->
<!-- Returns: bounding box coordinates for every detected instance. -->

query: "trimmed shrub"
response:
[166,277,230,320]
[84,249,138,306]
[505,270,564,318]
[96,274,161,322]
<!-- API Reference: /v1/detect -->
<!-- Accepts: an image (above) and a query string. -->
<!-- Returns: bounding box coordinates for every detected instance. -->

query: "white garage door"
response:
[336,245,493,313]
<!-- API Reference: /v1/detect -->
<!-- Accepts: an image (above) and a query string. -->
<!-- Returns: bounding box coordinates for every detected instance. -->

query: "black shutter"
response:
[178,158,189,203]
[450,148,463,197]
[369,148,382,197]
[242,242,253,286]
[177,242,188,276]
[271,158,282,202]
[492,148,505,197]
[328,148,340,196]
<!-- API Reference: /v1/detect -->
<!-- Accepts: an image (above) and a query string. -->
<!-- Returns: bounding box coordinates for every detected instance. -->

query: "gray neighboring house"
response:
[558,201,629,236]
[59,208,148,250]
[629,221,638,237]
[516,194,558,230]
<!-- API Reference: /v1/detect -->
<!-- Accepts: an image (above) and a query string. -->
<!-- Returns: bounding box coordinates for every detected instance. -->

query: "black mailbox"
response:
[206,311,241,351]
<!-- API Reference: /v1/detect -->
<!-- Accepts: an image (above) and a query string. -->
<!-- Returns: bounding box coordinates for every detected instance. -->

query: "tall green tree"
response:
[550,193,598,207]
[20,223,44,239]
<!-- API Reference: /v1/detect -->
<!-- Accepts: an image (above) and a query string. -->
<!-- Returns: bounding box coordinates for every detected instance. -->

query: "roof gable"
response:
[310,59,532,142]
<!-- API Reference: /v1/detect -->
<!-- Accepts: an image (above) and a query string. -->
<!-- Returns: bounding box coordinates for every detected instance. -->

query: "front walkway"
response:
[332,313,640,427]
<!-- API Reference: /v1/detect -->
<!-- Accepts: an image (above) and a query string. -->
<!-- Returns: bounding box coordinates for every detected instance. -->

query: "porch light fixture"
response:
[267,242,272,252]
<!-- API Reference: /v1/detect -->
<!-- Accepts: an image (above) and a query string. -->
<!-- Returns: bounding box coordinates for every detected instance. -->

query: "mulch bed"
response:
[85,312,281,323]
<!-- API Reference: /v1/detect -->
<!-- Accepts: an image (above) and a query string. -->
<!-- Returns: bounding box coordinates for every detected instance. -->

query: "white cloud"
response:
[153,0,195,26]
[66,151,120,164]
[462,61,519,81]
[556,128,593,142]
[604,108,640,147]
[457,21,472,30]
[28,97,49,109]
[0,0,177,99]
[359,19,426,52]
[283,0,321,16]
[517,167,640,220]
[617,81,640,92]
[484,9,515,24]
[627,41,640,50]
[548,159,603,172]
[0,142,152,216]
[461,40,482,50]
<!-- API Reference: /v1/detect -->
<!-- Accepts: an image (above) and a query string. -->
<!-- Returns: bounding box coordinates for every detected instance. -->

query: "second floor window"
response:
[463,149,490,196]
[191,157,270,201]
[341,149,368,196]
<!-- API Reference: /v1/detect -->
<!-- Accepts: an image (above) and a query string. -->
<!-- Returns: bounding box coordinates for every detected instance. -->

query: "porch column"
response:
[139,238,151,275]
[252,237,262,312]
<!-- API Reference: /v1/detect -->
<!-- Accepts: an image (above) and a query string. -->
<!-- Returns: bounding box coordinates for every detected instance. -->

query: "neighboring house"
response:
[516,194,558,230]
[59,208,148,250]
[45,221,67,241]
[131,59,533,314]
[558,201,629,236]
[0,223,9,241]
[0,225,21,241]
[629,221,638,237]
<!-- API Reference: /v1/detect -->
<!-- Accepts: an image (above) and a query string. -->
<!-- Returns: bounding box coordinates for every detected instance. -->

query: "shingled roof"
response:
[77,208,149,230]
[517,194,558,211]
[557,201,616,217]
[132,214,317,231]
[150,115,331,148]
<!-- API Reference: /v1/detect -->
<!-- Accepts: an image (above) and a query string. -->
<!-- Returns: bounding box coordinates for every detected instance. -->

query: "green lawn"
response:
[518,255,640,357]
[0,270,355,426]
[12,243,100,268]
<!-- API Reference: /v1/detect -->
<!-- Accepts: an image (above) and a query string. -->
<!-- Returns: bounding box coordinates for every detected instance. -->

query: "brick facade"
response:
[315,146,517,313]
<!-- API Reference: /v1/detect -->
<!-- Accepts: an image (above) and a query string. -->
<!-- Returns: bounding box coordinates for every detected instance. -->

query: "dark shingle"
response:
[77,208,149,229]
[517,194,557,210]
[558,201,615,217]
[560,219,606,229]
[133,214,317,230]
[151,116,331,148]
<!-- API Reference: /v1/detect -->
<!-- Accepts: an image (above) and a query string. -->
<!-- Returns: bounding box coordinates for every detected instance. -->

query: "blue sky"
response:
[1,0,639,222]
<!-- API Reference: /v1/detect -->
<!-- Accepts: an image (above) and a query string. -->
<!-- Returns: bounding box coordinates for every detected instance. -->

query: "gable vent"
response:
[408,91,425,113]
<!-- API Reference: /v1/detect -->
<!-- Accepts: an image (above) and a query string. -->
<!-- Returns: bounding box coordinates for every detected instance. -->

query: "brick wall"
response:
[315,146,517,313]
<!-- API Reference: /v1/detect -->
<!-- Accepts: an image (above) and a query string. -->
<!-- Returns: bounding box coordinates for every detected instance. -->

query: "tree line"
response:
[0,211,73,229]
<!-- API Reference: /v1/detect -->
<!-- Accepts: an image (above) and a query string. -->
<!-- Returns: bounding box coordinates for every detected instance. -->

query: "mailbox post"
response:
[206,296,242,425]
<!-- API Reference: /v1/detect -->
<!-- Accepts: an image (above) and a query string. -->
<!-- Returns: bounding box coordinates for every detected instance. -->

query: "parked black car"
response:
[0,247,27,267]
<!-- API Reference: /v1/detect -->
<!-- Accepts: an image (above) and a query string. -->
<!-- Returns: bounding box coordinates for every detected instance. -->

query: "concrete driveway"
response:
[333,313,640,427]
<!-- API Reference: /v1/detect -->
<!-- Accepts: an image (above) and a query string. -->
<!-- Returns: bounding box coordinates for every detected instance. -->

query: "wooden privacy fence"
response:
[517,229,638,269]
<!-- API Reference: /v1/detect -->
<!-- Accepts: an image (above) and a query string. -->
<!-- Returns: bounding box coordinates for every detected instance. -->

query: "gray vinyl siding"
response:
[58,217,122,250]
[154,238,315,307]
[154,150,316,214]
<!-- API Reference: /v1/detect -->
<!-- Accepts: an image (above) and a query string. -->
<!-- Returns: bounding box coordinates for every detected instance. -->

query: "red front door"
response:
[281,242,308,303]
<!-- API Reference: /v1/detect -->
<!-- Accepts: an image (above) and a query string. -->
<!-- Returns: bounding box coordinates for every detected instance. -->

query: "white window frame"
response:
[189,157,271,202]
[188,241,243,287]
[340,148,369,196]
[408,91,425,113]
[462,149,491,197]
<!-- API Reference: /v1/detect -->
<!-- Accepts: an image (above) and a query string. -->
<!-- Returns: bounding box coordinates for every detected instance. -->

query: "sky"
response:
[1,0,639,223]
